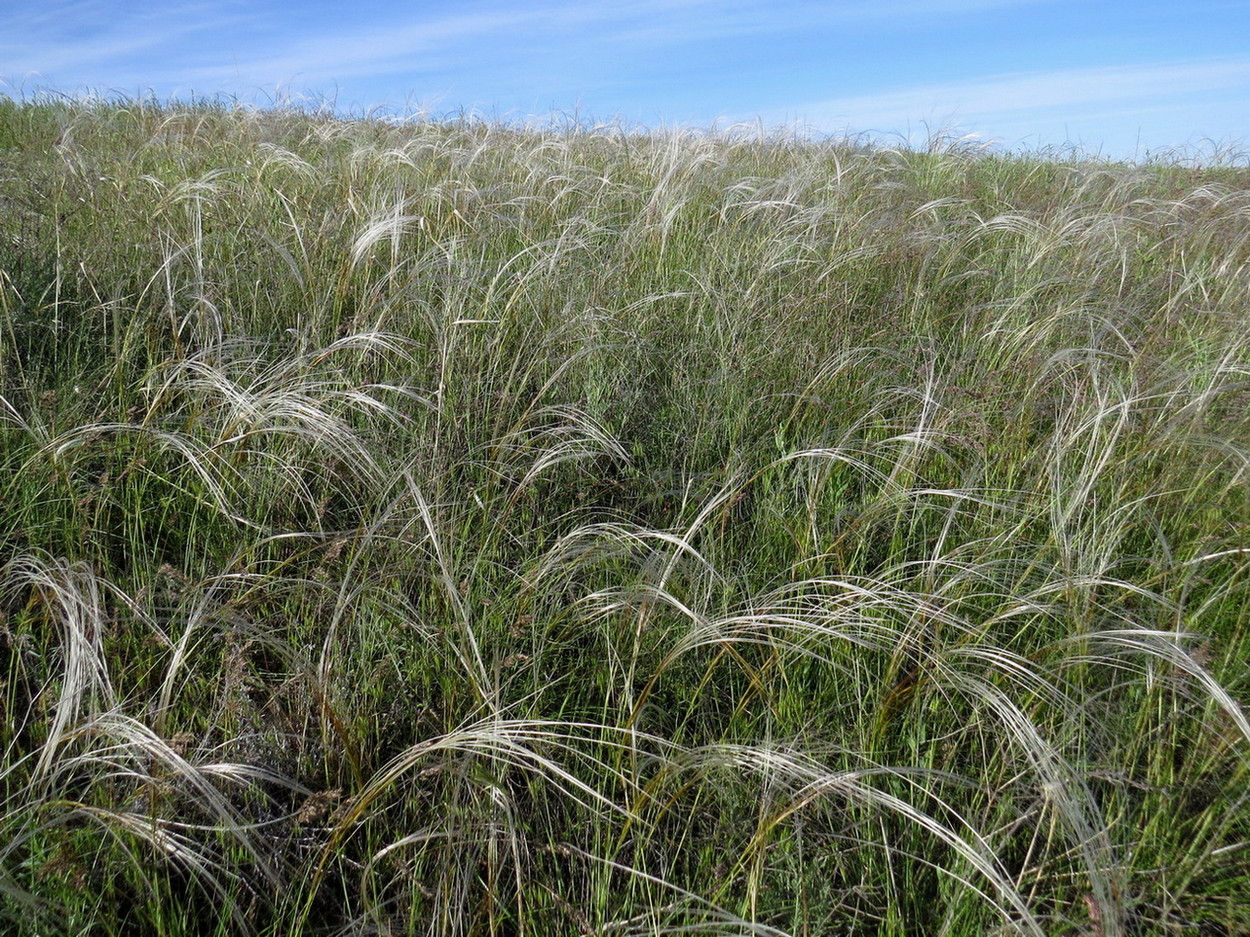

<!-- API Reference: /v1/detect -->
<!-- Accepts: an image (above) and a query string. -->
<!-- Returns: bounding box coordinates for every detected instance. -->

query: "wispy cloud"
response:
[529,0,1050,45]
[761,59,1250,149]
[186,11,535,87]
[3,0,1053,97]
[1,1,258,91]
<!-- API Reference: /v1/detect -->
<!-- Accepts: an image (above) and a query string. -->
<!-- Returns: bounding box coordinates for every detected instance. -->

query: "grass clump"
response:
[2,96,1249,936]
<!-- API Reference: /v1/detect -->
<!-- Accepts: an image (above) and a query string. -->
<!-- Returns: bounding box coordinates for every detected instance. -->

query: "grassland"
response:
[1,97,1248,936]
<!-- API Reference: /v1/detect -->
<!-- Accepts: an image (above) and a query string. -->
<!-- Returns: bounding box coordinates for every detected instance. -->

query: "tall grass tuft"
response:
[2,95,1249,935]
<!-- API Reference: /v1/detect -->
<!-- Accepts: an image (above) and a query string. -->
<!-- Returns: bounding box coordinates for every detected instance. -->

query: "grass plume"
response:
[1,95,1248,935]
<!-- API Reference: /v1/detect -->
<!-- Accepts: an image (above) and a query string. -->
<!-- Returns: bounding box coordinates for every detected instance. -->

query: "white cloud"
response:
[3,0,1055,96]
[534,0,1050,46]
[0,1,258,90]
[761,59,1250,145]
[167,0,1052,99]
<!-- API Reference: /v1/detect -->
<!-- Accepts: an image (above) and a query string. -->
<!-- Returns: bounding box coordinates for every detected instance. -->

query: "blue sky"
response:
[4,0,1250,160]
